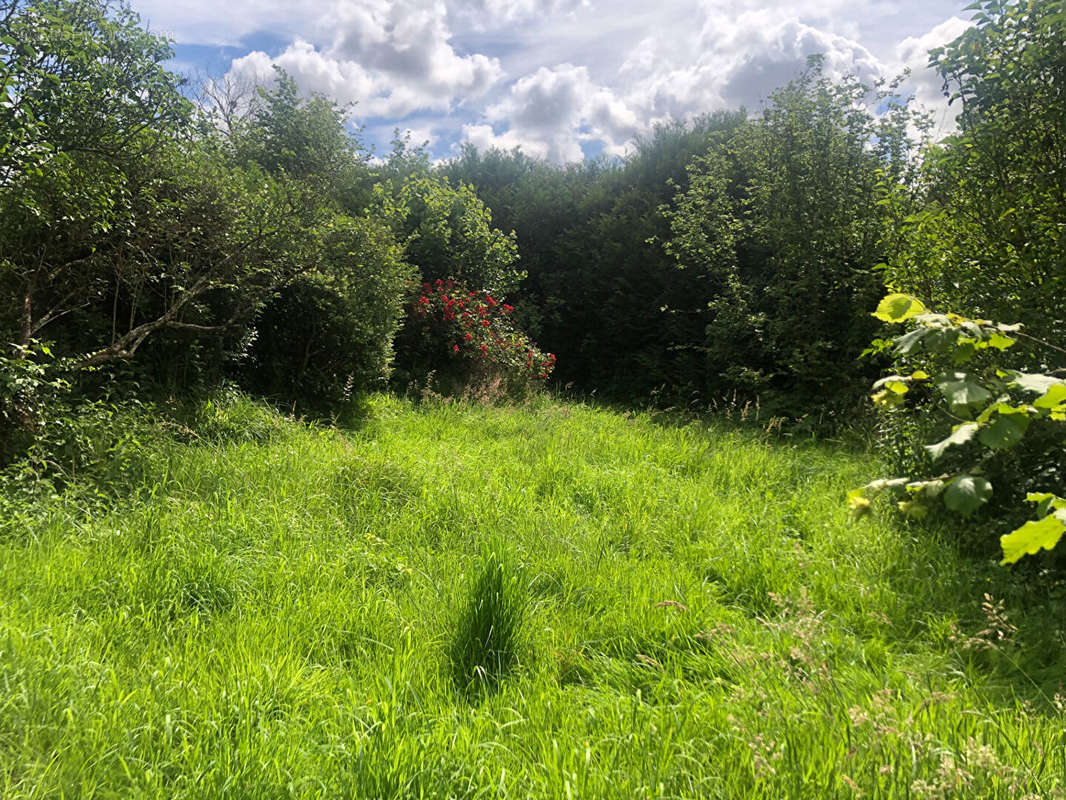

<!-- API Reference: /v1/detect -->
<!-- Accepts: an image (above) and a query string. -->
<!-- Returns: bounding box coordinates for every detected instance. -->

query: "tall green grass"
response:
[0,393,1063,798]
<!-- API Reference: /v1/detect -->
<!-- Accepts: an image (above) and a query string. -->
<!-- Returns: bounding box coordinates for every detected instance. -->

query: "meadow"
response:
[0,394,1064,799]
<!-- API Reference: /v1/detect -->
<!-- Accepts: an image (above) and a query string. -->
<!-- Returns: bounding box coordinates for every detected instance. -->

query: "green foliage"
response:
[0,0,191,182]
[0,0,340,387]
[0,340,71,462]
[242,215,412,409]
[880,0,1066,339]
[853,294,1066,565]
[444,116,747,398]
[372,170,523,297]
[662,63,918,415]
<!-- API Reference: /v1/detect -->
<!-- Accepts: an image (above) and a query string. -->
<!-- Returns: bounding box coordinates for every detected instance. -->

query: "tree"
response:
[372,168,523,296]
[1,0,196,357]
[663,63,917,414]
[881,0,1066,343]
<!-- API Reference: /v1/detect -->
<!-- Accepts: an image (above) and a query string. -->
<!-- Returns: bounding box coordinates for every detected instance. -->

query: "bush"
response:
[852,294,1066,565]
[241,216,412,410]
[392,278,555,400]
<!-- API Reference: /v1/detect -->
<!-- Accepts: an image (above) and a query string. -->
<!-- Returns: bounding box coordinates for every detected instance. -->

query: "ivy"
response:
[853,293,1066,565]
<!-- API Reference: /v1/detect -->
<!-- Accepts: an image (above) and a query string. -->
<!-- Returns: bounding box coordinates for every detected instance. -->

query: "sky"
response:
[132,0,974,163]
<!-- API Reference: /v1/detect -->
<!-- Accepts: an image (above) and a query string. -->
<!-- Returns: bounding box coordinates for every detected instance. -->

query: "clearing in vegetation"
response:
[1,395,1064,798]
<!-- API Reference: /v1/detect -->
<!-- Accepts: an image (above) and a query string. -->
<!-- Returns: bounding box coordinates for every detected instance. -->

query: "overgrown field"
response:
[1,396,1064,798]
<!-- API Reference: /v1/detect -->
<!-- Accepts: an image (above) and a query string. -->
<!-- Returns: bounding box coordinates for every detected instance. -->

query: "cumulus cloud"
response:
[225,0,502,118]
[133,0,971,161]
[450,0,587,25]
[470,64,640,161]
[619,11,884,120]
[461,9,888,161]
[893,15,971,135]
[460,2,970,162]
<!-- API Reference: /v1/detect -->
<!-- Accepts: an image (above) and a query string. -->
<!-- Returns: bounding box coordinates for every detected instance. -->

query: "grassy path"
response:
[1,395,1063,798]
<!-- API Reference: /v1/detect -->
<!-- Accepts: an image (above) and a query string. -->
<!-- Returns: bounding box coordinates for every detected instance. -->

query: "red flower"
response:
[453,344,460,353]
[464,333,473,341]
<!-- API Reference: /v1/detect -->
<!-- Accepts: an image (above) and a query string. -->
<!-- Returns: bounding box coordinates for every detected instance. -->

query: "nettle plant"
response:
[409,278,555,383]
[851,294,1066,565]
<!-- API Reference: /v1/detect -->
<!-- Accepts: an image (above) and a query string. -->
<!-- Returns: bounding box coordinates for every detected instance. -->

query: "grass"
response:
[1,392,1064,798]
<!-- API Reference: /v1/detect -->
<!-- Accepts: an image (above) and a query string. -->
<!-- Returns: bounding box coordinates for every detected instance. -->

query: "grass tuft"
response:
[450,549,525,694]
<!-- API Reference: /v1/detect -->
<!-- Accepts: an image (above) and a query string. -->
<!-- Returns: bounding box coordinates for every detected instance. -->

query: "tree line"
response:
[2,0,1062,456]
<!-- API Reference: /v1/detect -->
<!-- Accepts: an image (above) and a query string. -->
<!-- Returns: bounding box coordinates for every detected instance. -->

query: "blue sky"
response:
[135,0,972,162]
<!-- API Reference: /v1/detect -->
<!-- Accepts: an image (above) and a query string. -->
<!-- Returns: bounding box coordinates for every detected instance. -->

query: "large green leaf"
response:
[935,372,992,415]
[873,294,927,323]
[943,475,992,514]
[1034,383,1066,411]
[1001,512,1066,565]
[925,422,979,460]
[977,412,1029,450]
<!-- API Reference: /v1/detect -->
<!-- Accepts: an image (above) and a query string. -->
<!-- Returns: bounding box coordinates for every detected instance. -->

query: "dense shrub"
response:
[392,278,555,399]
[241,216,412,409]
[881,0,1066,341]
[662,63,917,417]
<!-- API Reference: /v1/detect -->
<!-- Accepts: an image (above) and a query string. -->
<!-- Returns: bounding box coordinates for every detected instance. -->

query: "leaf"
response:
[985,332,1015,350]
[925,422,979,460]
[935,372,993,415]
[872,375,912,395]
[943,475,992,514]
[906,479,947,498]
[1001,513,1066,565]
[897,500,929,519]
[894,327,929,355]
[977,412,1029,450]
[873,294,927,323]
[848,488,872,518]
[952,340,977,364]
[872,389,905,408]
[1034,383,1066,411]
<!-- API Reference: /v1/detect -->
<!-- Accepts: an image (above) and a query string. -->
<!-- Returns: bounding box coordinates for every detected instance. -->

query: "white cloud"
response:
[450,0,587,25]
[474,64,641,161]
[225,0,502,118]
[893,15,971,136]
[135,0,973,160]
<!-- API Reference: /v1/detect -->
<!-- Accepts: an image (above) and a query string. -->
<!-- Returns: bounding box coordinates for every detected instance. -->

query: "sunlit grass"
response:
[1,393,1063,798]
